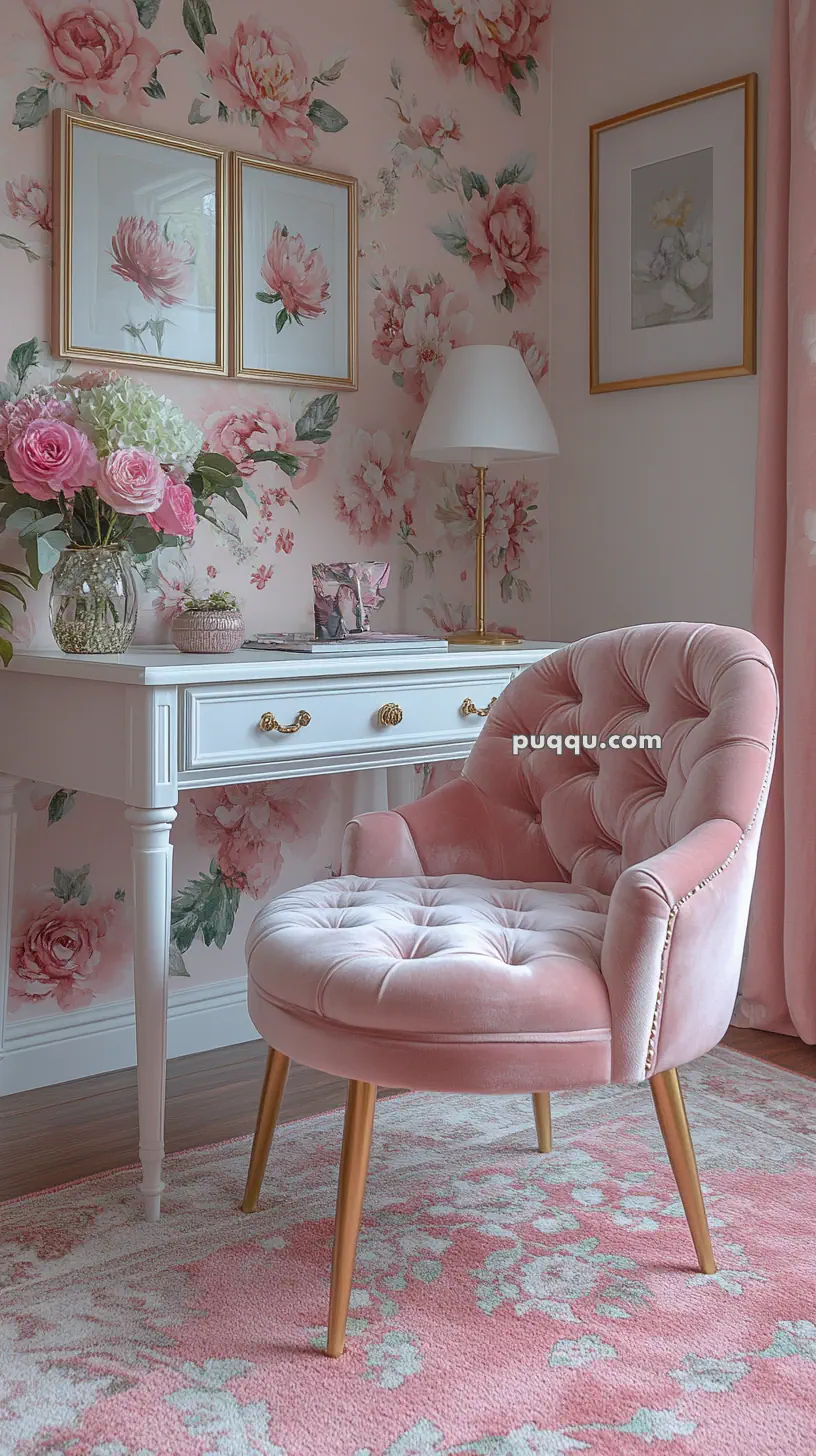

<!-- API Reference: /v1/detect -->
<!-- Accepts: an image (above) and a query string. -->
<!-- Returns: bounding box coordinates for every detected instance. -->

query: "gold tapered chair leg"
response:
[242,1047,291,1213]
[532,1092,552,1153]
[650,1067,716,1275]
[327,1079,377,1359]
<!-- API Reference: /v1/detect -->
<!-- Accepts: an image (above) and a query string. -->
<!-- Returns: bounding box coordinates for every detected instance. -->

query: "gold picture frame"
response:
[231,151,358,390]
[53,109,229,378]
[590,74,757,393]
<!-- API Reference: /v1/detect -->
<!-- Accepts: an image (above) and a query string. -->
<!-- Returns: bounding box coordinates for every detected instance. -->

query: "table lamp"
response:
[411,344,559,645]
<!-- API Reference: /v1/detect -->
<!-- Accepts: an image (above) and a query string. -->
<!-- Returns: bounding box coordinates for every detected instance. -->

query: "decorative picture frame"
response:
[231,152,358,390]
[590,74,757,393]
[52,109,229,378]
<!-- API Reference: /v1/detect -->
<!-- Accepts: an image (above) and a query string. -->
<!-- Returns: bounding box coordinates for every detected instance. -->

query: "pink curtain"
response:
[739,0,816,1041]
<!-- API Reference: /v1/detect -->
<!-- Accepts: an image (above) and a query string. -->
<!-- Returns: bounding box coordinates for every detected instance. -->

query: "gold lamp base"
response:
[447,630,522,646]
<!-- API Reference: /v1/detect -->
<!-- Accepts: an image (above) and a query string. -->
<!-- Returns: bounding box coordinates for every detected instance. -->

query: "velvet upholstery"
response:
[246,624,778,1092]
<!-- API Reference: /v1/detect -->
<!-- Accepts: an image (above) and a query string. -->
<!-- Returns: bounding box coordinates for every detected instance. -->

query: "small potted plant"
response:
[171,589,245,654]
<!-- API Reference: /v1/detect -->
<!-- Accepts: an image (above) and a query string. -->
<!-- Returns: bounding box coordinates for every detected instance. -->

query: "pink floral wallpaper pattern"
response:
[1,0,551,1032]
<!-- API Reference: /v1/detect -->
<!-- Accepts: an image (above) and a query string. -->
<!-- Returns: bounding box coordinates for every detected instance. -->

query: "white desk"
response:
[0,641,560,1217]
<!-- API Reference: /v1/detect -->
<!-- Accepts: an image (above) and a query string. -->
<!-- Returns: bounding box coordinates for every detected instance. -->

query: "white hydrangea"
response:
[72,376,204,473]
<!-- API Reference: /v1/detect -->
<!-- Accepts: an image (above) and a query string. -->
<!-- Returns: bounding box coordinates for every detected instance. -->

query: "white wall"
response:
[548,0,774,642]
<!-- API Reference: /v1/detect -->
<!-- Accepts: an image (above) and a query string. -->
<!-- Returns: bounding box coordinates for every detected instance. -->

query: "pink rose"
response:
[26,0,161,118]
[204,20,315,163]
[260,225,331,322]
[5,176,52,232]
[418,112,461,149]
[464,183,548,304]
[10,897,117,1010]
[147,476,197,537]
[6,419,96,500]
[110,216,195,309]
[202,406,323,486]
[510,329,549,383]
[96,447,166,514]
[192,779,330,897]
[0,391,76,452]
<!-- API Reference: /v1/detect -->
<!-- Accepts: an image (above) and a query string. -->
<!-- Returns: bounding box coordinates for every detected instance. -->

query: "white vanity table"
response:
[0,640,560,1218]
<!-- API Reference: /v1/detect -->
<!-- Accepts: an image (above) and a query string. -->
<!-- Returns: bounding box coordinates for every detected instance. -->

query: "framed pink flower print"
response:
[52,110,229,377]
[232,152,358,391]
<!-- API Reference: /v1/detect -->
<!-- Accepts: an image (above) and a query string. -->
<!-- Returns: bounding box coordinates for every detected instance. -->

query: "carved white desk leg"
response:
[126,805,177,1222]
[0,775,19,1060]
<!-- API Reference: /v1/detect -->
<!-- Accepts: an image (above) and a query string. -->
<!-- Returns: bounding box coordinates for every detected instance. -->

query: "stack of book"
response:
[243,633,448,655]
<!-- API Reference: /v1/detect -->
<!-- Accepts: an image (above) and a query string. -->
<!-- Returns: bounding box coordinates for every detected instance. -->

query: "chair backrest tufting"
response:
[463,623,778,895]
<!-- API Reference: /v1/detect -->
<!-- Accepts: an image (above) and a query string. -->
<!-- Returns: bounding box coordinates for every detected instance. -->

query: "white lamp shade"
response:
[411,344,559,465]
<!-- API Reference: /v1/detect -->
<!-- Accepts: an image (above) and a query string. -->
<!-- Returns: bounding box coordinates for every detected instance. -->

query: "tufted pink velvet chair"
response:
[242,623,778,1357]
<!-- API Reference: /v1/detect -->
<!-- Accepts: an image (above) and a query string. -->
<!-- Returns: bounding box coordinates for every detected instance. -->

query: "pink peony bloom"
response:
[202,405,323,485]
[418,111,461,149]
[371,268,472,403]
[335,429,416,544]
[26,0,161,118]
[495,475,539,573]
[6,419,96,500]
[260,225,331,322]
[204,20,315,163]
[275,527,294,554]
[0,390,76,452]
[192,777,330,897]
[510,329,549,383]
[411,1,550,95]
[5,176,52,232]
[10,895,120,1010]
[96,447,166,515]
[110,216,195,309]
[147,476,197,537]
[464,183,548,304]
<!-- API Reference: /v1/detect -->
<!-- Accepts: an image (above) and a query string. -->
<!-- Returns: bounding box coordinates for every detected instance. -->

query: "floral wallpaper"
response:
[1,0,551,1035]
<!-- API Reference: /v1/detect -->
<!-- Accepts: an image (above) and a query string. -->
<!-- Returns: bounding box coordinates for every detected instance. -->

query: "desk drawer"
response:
[180,667,515,773]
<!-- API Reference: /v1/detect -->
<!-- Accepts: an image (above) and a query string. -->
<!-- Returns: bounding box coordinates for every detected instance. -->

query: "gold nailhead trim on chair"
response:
[644,693,779,1076]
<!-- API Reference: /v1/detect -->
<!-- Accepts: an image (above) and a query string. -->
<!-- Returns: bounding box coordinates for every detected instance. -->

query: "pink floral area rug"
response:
[2,1047,815,1456]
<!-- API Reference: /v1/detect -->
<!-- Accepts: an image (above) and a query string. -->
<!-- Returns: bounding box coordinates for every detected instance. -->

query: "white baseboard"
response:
[0,977,259,1096]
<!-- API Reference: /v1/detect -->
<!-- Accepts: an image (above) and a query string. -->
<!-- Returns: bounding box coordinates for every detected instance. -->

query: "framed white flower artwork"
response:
[232,152,358,390]
[52,110,229,377]
[590,75,757,392]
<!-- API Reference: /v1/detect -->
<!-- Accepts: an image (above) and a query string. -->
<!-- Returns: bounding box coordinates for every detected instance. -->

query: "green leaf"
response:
[134,0,162,25]
[503,82,522,116]
[431,219,471,260]
[307,98,348,133]
[22,538,42,589]
[0,579,27,607]
[182,0,216,51]
[295,392,340,443]
[460,167,474,201]
[36,531,69,573]
[188,96,210,125]
[195,451,239,477]
[13,86,50,132]
[313,55,347,87]
[471,172,490,198]
[525,54,539,90]
[275,308,289,334]
[255,290,280,305]
[0,559,32,578]
[6,506,45,533]
[219,484,246,518]
[114,887,126,902]
[8,338,39,392]
[495,154,534,189]
[0,603,12,633]
[171,861,240,953]
[128,526,163,554]
[392,370,404,387]
[248,448,300,477]
[143,69,166,100]
[169,941,190,976]
[0,637,12,667]
[16,511,64,539]
[217,100,229,122]
[52,863,91,905]
[47,788,77,825]
[0,233,40,264]
[497,281,515,312]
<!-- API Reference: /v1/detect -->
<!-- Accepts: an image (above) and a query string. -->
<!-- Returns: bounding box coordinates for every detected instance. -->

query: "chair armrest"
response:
[602,817,759,1083]
[341,810,425,878]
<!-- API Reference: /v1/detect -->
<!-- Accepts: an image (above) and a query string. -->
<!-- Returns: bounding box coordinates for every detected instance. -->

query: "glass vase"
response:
[49,545,138,655]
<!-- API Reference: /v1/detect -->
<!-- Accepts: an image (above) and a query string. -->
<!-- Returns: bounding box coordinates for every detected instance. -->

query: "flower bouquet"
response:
[0,374,247,658]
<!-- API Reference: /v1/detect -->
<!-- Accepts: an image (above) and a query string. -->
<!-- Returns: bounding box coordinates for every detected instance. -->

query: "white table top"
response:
[4,641,563,687]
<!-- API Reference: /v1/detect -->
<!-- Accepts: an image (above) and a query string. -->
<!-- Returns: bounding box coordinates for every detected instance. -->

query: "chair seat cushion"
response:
[246,876,613,1093]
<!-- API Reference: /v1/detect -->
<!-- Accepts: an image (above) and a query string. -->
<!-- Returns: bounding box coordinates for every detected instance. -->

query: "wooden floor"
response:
[1,1026,814,1203]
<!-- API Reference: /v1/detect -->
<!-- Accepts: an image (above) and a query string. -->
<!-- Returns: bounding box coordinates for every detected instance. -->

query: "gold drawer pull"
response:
[461,696,497,718]
[259,709,311,734]
[377,703,403,728]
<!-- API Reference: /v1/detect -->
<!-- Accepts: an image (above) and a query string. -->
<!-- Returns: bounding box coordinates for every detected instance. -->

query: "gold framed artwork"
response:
[590,74,758,393]
[52,110,229,377]
[231,152,358,390]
